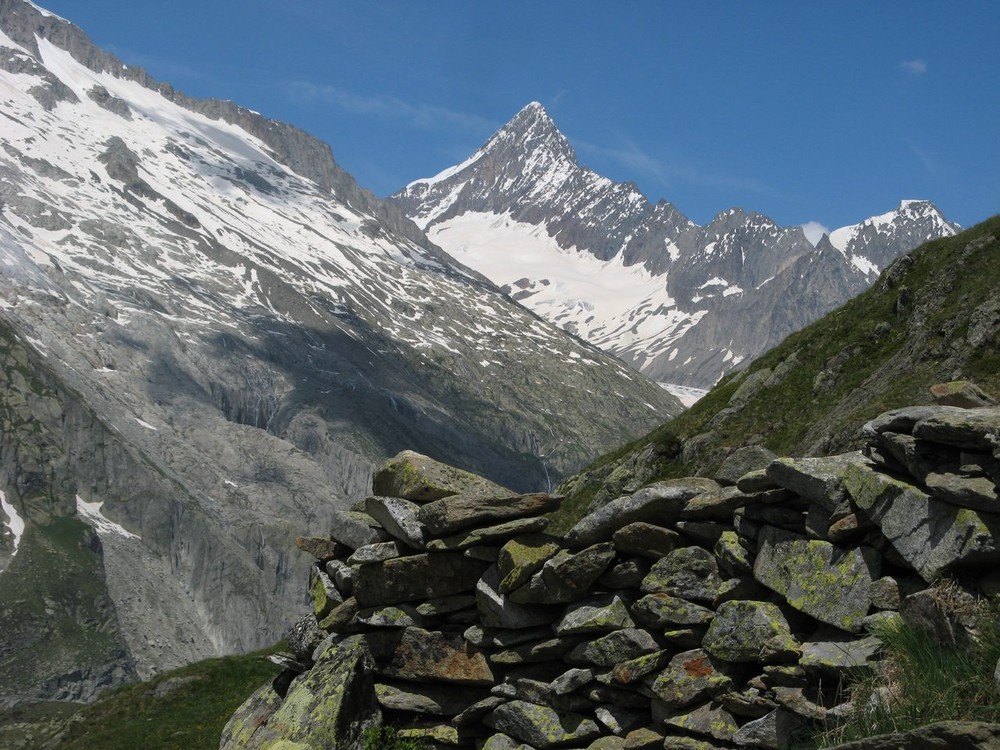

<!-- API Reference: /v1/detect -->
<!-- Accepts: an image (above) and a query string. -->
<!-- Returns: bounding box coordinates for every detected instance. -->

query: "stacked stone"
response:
[223,385,1000,750]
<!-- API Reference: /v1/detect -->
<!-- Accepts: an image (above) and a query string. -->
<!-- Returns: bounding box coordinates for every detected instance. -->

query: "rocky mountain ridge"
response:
[390,103,959,388]
[0,0,680,706]
[222,391,1000,749]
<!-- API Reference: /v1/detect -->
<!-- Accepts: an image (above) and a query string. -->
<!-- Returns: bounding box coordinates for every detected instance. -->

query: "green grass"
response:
[52,647,281,750]
[362,724,431,750]
[813,595,1000,747]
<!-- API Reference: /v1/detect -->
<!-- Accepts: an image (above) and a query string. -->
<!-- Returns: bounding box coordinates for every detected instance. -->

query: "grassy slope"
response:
[0,647,281,750]
[554,215,1000,529]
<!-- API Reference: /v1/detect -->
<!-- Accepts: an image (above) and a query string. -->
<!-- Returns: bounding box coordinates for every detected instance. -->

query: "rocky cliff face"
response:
[222,392,1000,749]
[390,103,959,388]
[0,0,680,704]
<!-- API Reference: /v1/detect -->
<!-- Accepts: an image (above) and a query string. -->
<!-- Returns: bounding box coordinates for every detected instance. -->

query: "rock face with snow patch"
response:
[0,0,680,705]
[390,103,959,388]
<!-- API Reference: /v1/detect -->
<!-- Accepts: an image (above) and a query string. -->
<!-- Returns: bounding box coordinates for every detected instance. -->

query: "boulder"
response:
[364,496,427,549]
[925,472,999,513]
[486,700,602,749]
[426,516,550,551]
[631,593,714,628]
[418,492,561,536]
[715,446,779,486]
[565,478,719,548]
[640,546,723,604]
[497,534,561,593]
[372,450,512,502]
[612,522,681,558]
[565,628,660,668]
[330,510,390,550]
[844,463,1000,580]
[295,536,343,561]
[353,553,489,607]
[731,707,802,749]
[753,525,879,632]
[555,594,635,636]
[799,637,882,675]
[766,453,871,510]
[662,701,738,743]
[374,681,483,715]
[703,600,799,664]
[681,486,748,522]
[930,380,998,408]
[510,543,616,604]
[913,407,1000,451]
[369,627,494,685]
[650,649,733,709]
[476,564,560,629]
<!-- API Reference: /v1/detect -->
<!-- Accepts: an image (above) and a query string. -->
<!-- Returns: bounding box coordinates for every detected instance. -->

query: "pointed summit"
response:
[393,102,583,229]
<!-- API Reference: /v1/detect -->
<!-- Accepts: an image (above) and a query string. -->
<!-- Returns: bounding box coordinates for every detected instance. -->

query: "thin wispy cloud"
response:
[285,82,497,134]
[900,59,928,76]
[800,221,830,246]
[575,136,782,199]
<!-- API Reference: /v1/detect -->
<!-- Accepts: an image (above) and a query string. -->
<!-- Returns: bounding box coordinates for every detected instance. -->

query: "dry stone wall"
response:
[222,389,1000,750]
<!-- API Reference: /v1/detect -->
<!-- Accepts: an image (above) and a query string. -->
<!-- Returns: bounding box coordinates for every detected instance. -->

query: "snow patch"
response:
[76,496,141,540]
[659,383,708,408]
[1,490,25,559]
[134,417,158,431]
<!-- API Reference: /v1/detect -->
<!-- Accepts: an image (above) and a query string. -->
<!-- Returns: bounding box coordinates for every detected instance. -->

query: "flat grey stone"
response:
[565,478,719,547]
[565,628,660,668]
[418,492,561,536]
[612,522,681,558]
[640,546,722,604]
[354,552,489,607]
[476,564,560,629]
[555,594,634,636]
[485,700,602,749]
[365,496,427,549]
[766,453,871,511]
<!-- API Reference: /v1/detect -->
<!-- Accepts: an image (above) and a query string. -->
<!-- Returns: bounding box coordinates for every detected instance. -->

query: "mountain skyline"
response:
[392,102,959,389]
[30,1,1000,234]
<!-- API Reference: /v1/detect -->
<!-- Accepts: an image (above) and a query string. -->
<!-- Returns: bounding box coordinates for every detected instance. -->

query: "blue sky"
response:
[38,1,1000,234]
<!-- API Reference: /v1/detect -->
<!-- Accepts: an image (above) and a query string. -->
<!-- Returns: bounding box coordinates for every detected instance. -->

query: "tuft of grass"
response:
[362,724,430,750]
[814,595,1000,747]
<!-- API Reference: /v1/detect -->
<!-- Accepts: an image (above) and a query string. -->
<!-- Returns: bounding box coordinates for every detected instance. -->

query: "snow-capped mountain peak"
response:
[389,104,960,389]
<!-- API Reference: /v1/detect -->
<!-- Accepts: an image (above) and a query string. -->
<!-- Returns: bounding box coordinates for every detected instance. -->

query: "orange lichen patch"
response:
[683,654,714,678]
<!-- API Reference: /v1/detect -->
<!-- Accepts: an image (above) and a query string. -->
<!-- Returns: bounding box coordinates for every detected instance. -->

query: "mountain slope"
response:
[390,103,960,388]
[554,215,1000,525]
[0,0,680,704]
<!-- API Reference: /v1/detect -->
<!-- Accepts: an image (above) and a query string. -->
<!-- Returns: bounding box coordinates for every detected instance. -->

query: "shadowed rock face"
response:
[0,0,680,705]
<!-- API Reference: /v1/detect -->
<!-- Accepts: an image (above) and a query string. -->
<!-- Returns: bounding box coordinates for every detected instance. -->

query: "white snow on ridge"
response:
[406,148,487,190]
[1,490,25,560]
[426,211,698,349]
[76,496,141,540]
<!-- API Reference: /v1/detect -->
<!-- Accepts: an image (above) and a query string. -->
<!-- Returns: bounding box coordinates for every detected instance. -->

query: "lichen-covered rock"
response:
[650,648,733,710]
[631,593,714,628]
[497,534,561,593]
[681,486,747,522]
[606,648,672,685]
[372,450,512,502]
[566,628,660,668]
[731,707,802,749]
[714,531,753,576]
[364,496,427,549]
[369,627,494,685]
[924,472,999,513]
[354,552,489,607]
[295,536,343,561]
[612,522,681,558]
[486,700,602,749]
[930,380,999,408]
[703,600,799,663]
[426,516,550,551]
[511,543,616,604]
[565,478,719,548]
[417,493,560,537]
[222,635,380,750]
[640,546,723,604]
[753,526,879,632]
[309,568,342,618]
[913,407,1000,451]
[844,462,1000,580]
[661,701,738,743]
[330,510,390,550]
[716,446,779,486]
[555,594,634,635]
[766,453,870,510]
[374,681,483,715]
[799,637,881,675]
